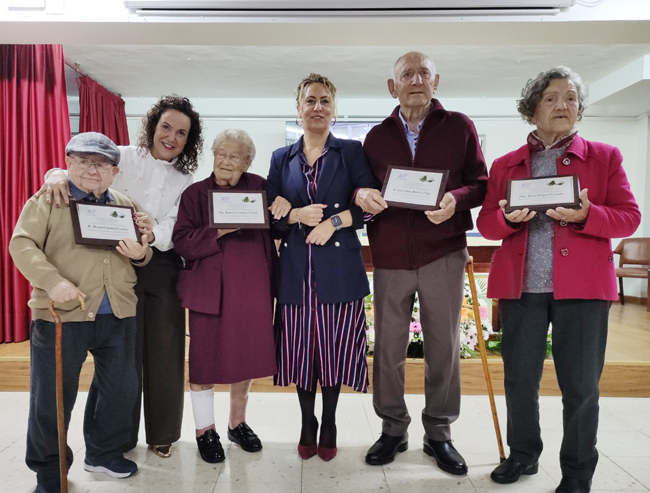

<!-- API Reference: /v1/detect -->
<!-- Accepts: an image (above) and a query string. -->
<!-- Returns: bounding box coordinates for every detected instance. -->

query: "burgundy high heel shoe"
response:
[318,422,337,461]
[317,445,337,461]
[298,443,318,460]
[298,416,319,460]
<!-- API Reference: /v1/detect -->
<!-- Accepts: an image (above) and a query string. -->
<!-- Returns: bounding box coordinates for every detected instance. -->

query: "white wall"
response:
[118,107,649,296]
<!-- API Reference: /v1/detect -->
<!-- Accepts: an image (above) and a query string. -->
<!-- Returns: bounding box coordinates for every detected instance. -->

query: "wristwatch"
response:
[330,214,343,231]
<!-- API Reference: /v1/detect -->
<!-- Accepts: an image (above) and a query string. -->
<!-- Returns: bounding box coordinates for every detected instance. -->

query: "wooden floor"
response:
[1,302,648,396]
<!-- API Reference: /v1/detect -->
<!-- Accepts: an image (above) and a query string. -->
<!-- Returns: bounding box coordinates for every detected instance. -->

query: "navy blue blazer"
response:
[266,134,380,305]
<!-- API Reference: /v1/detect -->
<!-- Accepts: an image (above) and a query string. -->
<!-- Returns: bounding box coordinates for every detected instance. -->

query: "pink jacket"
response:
[477,136,641,300]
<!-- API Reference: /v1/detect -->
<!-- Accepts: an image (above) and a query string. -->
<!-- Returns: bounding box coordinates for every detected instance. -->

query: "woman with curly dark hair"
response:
[37,94,204,458]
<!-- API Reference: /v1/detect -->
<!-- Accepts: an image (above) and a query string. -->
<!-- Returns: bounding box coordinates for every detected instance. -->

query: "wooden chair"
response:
[614,238,650,311]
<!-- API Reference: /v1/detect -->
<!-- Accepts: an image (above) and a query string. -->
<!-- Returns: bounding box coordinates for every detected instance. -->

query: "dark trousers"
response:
[372,249,468,441]
[129,248,185,447]
[26,315,137,484]
[500,293,610,481]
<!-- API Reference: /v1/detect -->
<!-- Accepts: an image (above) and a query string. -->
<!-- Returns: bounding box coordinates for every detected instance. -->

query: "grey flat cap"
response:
[65,132,121,165]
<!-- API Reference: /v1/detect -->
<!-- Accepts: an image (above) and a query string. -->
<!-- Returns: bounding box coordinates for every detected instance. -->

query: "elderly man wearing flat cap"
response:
[10,132,152,493]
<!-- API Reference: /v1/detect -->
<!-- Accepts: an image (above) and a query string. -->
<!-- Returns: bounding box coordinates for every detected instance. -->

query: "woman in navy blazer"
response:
[267,73,379,461]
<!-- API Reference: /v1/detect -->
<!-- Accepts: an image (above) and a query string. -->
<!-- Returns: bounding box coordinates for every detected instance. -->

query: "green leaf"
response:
[419,175,427,182]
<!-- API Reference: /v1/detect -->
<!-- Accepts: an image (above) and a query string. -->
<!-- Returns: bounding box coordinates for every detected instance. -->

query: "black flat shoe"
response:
[196,429,225,463]
[227,423,262,453]
[365,434,408,466]
[423,439,468,475]
[556,477,592,493]
[490,456,539,484]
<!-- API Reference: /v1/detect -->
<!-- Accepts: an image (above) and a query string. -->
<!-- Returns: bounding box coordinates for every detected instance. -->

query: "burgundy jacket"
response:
[364,99,488,269]
[476,136,641,300]
[172,173,277,315]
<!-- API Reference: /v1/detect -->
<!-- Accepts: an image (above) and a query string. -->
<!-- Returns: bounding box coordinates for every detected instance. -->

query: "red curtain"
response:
[78,75,129,145]
[0,45,71,343]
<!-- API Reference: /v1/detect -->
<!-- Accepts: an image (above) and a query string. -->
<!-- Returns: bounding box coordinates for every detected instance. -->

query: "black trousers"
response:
[128,248,185,447]
[26,316,137,484]
[500,293,610,481]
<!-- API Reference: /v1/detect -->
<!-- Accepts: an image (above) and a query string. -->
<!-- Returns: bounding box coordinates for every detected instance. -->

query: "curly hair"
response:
[517,66,586,124]
[137,95,203,175]
[295,73,338,122]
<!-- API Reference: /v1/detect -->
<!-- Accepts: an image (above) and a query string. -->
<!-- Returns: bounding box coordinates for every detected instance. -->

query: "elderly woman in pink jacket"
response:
[477,67,640,493]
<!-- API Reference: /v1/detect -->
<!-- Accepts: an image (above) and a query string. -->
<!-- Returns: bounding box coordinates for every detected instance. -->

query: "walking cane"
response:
[47,295,85,493]
[466,257,506,463]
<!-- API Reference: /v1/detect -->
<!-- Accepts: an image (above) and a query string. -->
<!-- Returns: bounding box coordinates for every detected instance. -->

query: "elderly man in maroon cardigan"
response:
[356,52,488,474]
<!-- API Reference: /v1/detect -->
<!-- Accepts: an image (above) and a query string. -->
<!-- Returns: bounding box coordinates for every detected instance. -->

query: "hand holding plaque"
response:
[209,190,270,229]
[70,201,140,246]
[381,166,449,210]
[505,175,580,214]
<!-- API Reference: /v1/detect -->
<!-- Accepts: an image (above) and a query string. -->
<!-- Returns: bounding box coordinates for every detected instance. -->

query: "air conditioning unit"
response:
[124,0,577,17]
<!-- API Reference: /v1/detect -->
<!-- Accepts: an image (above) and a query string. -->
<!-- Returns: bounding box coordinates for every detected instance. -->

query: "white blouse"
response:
[114,146,193,252]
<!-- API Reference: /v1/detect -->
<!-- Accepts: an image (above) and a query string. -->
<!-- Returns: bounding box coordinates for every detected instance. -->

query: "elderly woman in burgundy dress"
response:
[173,129,279,464]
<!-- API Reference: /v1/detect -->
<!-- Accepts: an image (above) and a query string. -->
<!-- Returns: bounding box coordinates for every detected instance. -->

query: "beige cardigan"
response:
[9,189,152,323]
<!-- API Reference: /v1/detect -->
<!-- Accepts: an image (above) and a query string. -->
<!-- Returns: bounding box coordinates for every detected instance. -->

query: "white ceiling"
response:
[1,0,645,116]
[62,43,650,101]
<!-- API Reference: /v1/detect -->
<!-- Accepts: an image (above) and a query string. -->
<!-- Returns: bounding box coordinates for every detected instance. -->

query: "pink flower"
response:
[409,322,422,333]
[479,306,489,320]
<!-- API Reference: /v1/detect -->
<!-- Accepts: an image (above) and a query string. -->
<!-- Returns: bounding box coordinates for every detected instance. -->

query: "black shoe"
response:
[490,456,539,484]
[228,423,263,453]
[35,478,61,493]
[556,477,592,493]
[423,439,468,475]
[196,429,225,463]
[365,434,408,466]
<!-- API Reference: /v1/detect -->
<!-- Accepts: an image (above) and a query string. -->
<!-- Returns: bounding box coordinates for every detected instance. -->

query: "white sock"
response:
[190,388,215,430]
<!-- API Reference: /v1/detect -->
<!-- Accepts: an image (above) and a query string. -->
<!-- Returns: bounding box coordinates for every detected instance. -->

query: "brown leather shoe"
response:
[148,443,173,458]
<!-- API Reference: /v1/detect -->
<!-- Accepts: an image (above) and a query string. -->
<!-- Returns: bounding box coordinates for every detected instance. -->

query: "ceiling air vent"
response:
[123,0,578,17]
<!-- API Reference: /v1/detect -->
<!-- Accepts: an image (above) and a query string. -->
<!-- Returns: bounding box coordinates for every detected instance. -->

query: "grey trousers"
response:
[372,248,468,441]
[500,293,610,481]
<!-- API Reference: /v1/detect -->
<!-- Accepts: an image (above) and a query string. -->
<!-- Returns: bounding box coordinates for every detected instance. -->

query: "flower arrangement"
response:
[365,277,494,359]
[459,278,492,358]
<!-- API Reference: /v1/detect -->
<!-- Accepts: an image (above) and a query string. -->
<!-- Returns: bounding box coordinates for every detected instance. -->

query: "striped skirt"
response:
[274,298,369,393]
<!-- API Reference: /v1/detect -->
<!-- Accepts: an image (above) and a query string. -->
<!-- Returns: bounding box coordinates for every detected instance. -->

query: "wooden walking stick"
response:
[466,257,506,463]
[48,295,85,493]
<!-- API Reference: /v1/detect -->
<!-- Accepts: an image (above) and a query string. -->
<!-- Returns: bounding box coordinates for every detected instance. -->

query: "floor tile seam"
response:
[301,455,305,493]
[606,455,650,490]
[0,436,22,454]
[465,468,480,492]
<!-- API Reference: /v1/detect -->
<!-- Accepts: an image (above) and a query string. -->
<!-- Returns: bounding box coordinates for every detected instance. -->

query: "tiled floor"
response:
[1,392,649,492]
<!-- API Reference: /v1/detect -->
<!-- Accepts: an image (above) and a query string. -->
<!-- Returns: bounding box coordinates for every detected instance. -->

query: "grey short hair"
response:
[391,52,437,79]
[211,129,256,164]
[517,66,586,124]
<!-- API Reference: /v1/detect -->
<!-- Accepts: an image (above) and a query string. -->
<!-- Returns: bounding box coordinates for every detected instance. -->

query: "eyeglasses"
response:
[71,156,116,174]
[215,152,243,164]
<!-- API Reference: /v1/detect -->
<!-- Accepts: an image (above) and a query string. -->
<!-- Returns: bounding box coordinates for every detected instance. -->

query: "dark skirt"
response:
[187,230,277,385]
[188,309,277,384]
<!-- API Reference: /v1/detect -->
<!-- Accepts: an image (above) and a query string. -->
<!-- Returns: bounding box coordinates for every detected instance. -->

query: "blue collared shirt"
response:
[69,180,114,315]
[398,110,424,158]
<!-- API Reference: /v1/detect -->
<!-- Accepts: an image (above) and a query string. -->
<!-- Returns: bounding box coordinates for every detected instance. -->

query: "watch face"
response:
[331,215,342,227]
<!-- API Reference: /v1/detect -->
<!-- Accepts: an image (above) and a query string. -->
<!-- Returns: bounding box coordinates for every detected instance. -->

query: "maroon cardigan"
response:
[363,99,488,269]
[477,136,641,300]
